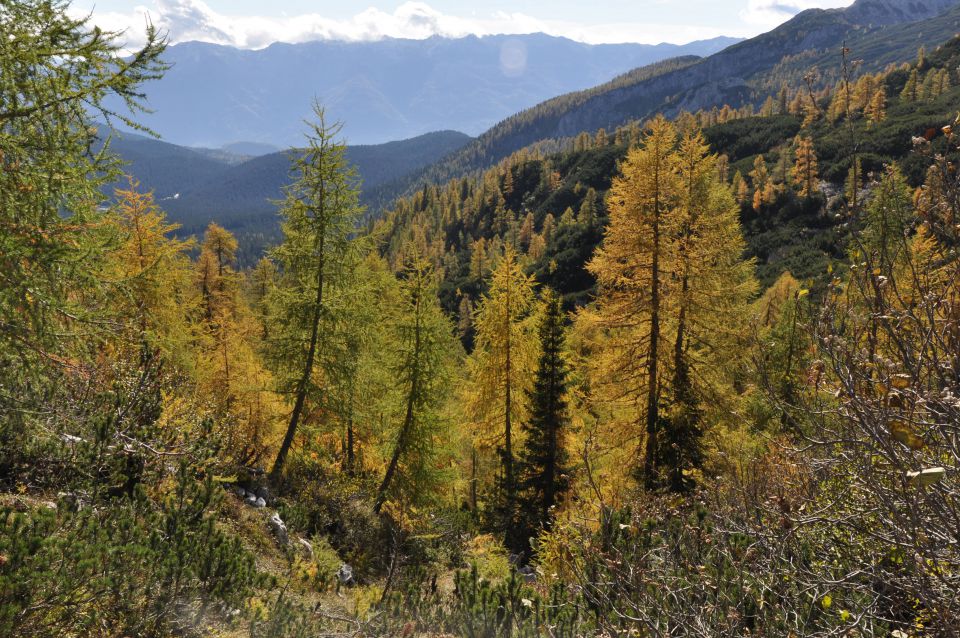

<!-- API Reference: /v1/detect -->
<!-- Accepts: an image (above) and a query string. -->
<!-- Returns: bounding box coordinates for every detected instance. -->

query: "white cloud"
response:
[71,0,753,49]
[740,0,854,28]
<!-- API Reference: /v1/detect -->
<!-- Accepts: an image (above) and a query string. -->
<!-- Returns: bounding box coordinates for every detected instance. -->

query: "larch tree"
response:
[845,158,863,209]
[901,69,919,102]
[374,254,458,515]
[0,0,166,446]
[267,104,363,483]
[865,88,886,125]
[464,246,540,523]
[515,289,571,549]
[585,116,679,485]
[663,130,758,490]
[750,155,773,211]
[105,180,196,370]
[792,136,819,198]
[328,254,398,477]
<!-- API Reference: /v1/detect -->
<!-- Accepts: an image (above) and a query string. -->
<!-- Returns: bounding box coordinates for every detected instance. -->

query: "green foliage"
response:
[514,290,572,553]
[0,0,166,468]
[375,254,459,514]
[0,465,261,637]
[265,104,365,482]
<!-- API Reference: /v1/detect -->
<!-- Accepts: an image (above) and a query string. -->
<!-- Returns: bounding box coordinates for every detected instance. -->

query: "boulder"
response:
[253,496,266,508]
[337,563,354,586]
[268,512,288,545]
[297,537,313,558]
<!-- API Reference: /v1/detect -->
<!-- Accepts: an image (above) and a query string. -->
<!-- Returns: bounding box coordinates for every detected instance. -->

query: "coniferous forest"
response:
[2,1,960,636]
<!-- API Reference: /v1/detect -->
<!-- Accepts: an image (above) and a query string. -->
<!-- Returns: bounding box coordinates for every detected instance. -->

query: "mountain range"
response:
[394,0,960,192]
[124,34,741,148]
[105,128,472,262]
[112,0,960,261]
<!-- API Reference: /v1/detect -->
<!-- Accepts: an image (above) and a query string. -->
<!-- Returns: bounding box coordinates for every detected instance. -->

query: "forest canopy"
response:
[2,1,960,637]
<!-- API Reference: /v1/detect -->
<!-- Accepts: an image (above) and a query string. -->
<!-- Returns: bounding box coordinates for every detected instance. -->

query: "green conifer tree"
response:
[514,290,571,551]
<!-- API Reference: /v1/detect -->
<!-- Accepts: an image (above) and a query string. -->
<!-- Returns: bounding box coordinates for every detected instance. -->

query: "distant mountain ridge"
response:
[126,34,741,148]
[105,129,473,259]
[385,0,960,197]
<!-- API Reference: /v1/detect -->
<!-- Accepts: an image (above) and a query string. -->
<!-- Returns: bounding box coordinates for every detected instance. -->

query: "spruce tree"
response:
[515,290,571,551]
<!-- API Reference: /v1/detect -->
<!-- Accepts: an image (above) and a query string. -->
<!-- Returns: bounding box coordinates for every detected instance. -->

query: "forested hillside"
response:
[378,0,960,202]
[105,129,473,263]
[126,34,739,147]
[3,2,960,637]
[376,35,960,317]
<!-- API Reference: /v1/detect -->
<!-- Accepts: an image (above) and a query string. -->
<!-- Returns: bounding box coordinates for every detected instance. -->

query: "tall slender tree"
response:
[374,254,457,514]
[465,247,539,522]
[267,104,363,483]
[585,116,678,485]
[663,130,757,491]
[515,290,571,548]
[792,136,819,198]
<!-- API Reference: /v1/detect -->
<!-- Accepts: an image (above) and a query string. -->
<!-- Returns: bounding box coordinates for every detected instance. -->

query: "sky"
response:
[70,0,857,49]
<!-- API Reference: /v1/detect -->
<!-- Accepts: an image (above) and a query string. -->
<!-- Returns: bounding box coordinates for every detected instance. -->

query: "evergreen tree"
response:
[515,290,571,550]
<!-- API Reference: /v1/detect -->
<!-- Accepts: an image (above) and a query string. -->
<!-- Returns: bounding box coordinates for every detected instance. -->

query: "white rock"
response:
[268,512,288,545]
[297,538,313,557]
[907,467,945,488]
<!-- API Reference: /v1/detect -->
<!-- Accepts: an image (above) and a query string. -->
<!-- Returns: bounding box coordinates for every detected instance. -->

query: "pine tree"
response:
[515,290,571,549]
[792,136,819,198]
[267,104,363,483]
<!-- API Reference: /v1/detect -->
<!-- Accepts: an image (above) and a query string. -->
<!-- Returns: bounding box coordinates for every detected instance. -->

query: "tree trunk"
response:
[374,293,422,513]
[503,267,515,505]
[643,158,662,488]
[269,233,325,484]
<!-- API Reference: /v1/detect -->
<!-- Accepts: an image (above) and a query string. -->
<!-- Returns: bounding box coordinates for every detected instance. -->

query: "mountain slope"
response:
[386,0,960,200]
[376,36,960,314]
[125,34,740,147]
[105,129,474,262]
[161,130,473,236]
